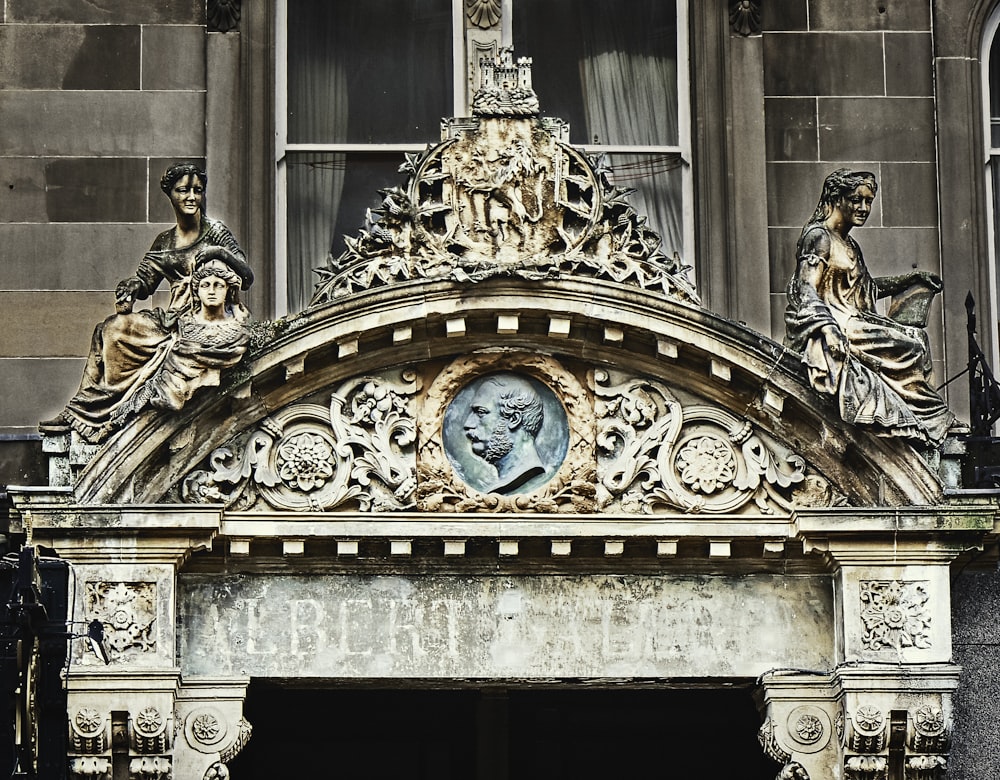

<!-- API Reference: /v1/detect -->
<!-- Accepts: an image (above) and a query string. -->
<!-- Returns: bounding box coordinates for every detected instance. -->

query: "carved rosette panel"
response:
[309,54,698,306]
[85,582,156,658]
[859,581,932,652]
[181,371,419,512]
[131,707,169,754]
[70,707,108,754]
[417,352,595,512]
[184,707,229,754]
[847,705,887,754]
[591,369,839,514]
[908,704,949,754]
[786,705,831,754]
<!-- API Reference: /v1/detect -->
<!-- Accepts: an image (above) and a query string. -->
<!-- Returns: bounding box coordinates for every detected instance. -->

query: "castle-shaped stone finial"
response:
[472,47,539,117]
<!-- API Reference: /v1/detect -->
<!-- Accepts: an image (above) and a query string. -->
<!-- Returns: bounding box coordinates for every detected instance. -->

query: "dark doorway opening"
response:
[230,684,781,779]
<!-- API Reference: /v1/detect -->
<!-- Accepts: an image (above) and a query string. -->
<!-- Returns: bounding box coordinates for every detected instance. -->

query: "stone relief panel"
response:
[591,369,845,514]
[309,52,697,307]
[85,582,156,659]
[859,581,932,652]
[180,370,419,512]
[417,352,595,512]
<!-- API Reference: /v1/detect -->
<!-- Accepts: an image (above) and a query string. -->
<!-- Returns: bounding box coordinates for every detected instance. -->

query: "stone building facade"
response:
[4,1,1000,778]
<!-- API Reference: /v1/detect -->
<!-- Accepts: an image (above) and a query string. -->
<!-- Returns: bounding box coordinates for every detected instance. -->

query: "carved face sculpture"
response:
[196,274,229,311]
[835,184,874,229]
[169,174,205,220]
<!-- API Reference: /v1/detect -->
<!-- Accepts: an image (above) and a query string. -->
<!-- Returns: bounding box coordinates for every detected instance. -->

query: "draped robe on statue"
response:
[60,218,249,442]
[784,225,953,446]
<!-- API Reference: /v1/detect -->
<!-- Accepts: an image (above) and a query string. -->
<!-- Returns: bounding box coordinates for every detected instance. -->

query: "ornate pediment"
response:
[37,52,954,511]
[309,49,697,307]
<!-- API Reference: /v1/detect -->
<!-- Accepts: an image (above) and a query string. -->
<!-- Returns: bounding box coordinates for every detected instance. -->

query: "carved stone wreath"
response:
[590,369,836,514]
[417,351,595,512]
[180,370,419,512]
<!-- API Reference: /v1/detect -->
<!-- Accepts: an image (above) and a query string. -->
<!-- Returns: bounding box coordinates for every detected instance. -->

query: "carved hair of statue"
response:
[804,168,877,227]
[485,375,545,437]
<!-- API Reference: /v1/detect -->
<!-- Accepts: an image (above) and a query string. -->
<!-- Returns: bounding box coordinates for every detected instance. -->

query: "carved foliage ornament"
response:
[859,580,932,651]
[182,371,419,512]
[417,352,595,513]
[591,369,841,514]
[310,52,697,307]
[84,582,156,659]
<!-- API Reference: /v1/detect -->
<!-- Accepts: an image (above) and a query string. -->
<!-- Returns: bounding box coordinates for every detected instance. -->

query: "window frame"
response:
[273,0,692,317]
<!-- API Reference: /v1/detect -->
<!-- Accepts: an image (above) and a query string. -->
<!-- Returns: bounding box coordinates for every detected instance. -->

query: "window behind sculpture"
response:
[984,8,1000,341]
[276,0,689,314]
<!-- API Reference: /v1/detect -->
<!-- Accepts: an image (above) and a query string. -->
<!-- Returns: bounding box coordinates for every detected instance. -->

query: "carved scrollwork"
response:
[417,352,595,513]
[85,582,156,659]
[757,716,792,765]
[591,369,835,514]
[219,718,252,764]
[844,755,888,780]
[69,757,112,780]
[904,755,946,780]
[181,370,419,512]
[859,580,932,652]
[128,756,171,780]
[309,52,697,307]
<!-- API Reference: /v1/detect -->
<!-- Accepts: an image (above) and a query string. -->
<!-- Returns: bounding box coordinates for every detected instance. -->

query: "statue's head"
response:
[161,161,207,194]
[463,374,544,466]
[191,247,253,309]
[808,168,877,224]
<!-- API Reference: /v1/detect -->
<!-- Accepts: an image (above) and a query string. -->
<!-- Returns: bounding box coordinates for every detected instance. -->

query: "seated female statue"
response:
[784,168,955,446]
[44,162,253,443]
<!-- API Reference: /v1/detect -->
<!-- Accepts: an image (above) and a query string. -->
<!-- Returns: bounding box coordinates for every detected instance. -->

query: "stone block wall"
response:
[761,0,945,386]
[0,0,207,443]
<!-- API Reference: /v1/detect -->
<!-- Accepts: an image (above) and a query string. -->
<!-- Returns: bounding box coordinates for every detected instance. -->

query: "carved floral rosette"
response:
[417,351,595,512]
[859,580,932,652]
[180,370,419,512]
[590,369,840,514]
[84,582,156,660]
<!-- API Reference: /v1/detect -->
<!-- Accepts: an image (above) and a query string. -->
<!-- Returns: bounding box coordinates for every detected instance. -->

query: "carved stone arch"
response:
[67,276,944,508]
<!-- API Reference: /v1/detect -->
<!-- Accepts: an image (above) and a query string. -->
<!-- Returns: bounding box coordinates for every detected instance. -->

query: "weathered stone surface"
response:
[0,157,146,223]
[0,291,110,356]
[884,33,933,97]
[761,0,807,31]
[0,223,172,289]
[809,0,930,31]
[764,33,884,97]
[178,573,835,679]
[7,0,203,25]
[0,91,204,156]
[818,97,935,162]
[0,24,140,89]
[764,98,817,163]
[879,163,938,227]
[142,26,205,91]
[0,357,86,431]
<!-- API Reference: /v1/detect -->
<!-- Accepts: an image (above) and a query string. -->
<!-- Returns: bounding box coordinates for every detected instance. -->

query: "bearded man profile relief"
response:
[463,373,547,494]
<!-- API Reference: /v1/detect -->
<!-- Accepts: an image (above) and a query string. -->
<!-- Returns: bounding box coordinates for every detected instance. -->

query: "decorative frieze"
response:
[859,581,932,652]
[182,371,419,512]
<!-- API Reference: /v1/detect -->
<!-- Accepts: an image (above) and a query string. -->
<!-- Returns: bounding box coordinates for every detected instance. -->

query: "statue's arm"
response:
[873,270,942,299]
[114,233,172,313]
[792,228,847,357]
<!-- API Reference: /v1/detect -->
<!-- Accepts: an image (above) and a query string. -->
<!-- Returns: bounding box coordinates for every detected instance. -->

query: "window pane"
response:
[513,0,679,146]
[606,153,685,258]
[287,0,452,144]
[286,152,405,311]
